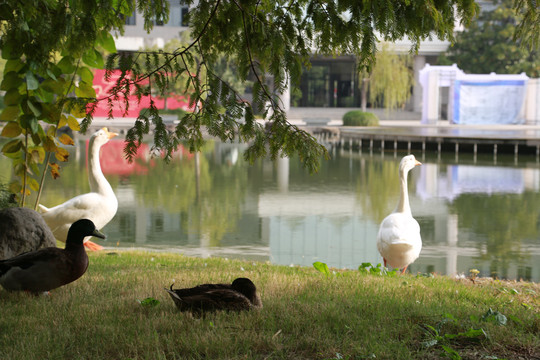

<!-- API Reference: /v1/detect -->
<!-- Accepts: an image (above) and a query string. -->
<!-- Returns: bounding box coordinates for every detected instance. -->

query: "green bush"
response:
[139,107,189,120]
[342,110,379,126]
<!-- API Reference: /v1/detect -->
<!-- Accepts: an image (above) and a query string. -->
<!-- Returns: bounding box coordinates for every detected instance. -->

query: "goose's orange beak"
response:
[84,240,104,251]
[415,160,422,166]
[101,127,118,139]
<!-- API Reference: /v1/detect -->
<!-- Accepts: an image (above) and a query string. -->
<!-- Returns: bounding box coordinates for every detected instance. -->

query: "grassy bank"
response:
[0,251,538,360]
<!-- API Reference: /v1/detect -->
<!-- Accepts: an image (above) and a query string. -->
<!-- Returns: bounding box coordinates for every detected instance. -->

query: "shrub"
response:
[342,110,379,126]
[139,107,189,120]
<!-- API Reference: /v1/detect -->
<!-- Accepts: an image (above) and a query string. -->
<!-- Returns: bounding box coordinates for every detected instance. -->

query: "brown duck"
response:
[165,277,262,313]
[0,219,105,294]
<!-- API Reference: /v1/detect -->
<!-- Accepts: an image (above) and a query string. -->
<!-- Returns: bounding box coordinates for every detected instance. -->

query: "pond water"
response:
[2,133,540,281]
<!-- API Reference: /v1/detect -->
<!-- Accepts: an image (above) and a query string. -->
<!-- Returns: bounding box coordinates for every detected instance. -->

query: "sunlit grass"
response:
[1,251,538,359]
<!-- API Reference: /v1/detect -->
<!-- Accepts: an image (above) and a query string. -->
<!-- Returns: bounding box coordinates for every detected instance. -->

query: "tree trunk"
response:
[361,77,369,112]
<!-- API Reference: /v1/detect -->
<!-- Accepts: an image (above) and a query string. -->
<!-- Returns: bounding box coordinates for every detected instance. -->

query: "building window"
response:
[163,4,188,27]
[124,13,136,26]
[298,57,358,108]
[181,7,189,26]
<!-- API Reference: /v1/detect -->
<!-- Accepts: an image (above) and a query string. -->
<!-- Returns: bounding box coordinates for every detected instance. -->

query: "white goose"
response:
[39,128,118,251]
[376,154,422,274]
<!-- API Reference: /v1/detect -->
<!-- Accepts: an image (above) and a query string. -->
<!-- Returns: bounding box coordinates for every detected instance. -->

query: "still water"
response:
[2,134,540,281]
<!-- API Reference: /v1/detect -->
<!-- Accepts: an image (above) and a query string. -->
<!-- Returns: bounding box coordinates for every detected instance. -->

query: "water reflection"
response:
[1,135,539,281]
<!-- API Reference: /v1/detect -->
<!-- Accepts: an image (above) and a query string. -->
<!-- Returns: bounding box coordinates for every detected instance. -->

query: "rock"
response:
[0,207,56,260]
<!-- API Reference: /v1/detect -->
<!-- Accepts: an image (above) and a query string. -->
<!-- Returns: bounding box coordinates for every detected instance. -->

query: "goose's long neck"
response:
[396,169,412,215]
[88,139,113,196]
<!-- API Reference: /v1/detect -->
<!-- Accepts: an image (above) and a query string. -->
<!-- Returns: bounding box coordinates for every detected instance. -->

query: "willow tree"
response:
[0,0,479,205]
[359,44,413,112]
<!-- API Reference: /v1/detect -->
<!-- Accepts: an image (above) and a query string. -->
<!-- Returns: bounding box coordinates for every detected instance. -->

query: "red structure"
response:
[91,69,191,118]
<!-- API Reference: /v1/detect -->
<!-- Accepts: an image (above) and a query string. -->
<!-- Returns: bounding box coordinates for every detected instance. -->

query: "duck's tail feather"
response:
[164,287,181,300]
[164,287,187,307]
[37,204,49,213]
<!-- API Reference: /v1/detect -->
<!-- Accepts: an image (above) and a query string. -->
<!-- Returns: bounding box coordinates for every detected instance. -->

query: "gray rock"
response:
[0,207,56,260]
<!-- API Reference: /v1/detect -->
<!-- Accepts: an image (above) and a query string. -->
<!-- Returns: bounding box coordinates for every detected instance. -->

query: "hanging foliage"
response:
[0,0,480,205]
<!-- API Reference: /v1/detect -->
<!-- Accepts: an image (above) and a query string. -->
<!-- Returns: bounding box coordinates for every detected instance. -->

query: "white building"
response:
[112,1,492,114]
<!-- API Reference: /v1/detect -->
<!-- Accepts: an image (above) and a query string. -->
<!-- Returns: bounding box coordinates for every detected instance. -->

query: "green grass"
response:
[1,251,539,360]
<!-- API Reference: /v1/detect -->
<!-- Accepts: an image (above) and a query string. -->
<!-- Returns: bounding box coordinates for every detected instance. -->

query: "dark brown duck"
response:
[0,219,105,294]
[165,277,262,313]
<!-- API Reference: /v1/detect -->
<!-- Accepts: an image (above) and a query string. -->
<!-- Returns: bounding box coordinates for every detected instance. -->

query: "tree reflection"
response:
[355,157,403,224]
[450,192,539,277]
[131,141,248,247]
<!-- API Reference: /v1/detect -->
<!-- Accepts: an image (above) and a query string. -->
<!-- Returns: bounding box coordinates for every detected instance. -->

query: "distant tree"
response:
[439,0,539,77]
[359,44,413,112]
[513,0,539,50]
[1,1,480,206]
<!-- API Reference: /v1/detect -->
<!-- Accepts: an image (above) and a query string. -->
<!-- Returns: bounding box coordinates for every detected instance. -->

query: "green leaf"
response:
[20,115,39,134]
[57,56,76,74]
[3,88,21,106]
[386,270,398,277]
[0,121,22,137]
[25,71,39,90]
[46,69,58,81]
[313,261,330,276]
[83,49,105,69]
[42,136,57,152]
[458,328,486,339]
[40,103,62,124]
[138,297,160,308]
[4,59,25,73]
[1,41,22,59]
[26,99,42,117]
[1,71,23,91]
[75,81,96,98]
[78,67,94,83]
[1,139,23,154]
[440,345,461,359]
[69,104,87,118]
[27,177,40,192]
[482,308,507,326]
[40,78,66,95]
[66,115,81,131]
[58,114,68,128]
[99,32,117,53]
[0,106,20,121]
